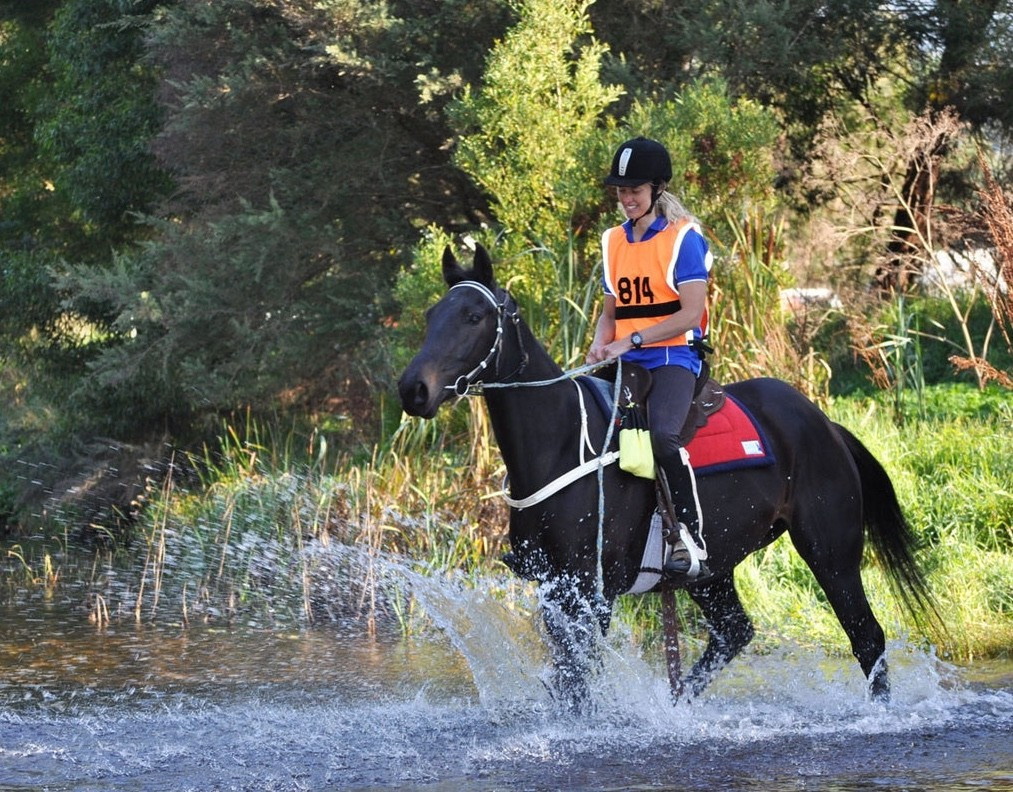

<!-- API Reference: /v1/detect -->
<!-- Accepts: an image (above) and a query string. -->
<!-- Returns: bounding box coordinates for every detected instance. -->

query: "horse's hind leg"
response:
[814,566,889,700]
[791,524,890,700]
[684,572,755,698]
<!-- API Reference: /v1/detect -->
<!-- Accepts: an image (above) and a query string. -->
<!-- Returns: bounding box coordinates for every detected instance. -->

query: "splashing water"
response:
[1,540,1011,791]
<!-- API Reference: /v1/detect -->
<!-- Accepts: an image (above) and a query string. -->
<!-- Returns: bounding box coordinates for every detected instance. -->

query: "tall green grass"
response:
[7,386,1001,662]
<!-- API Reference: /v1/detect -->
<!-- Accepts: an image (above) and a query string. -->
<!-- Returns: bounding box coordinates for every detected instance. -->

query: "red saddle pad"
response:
[686,394,774,476]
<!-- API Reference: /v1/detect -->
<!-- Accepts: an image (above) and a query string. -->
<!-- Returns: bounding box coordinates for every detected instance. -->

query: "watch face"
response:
[632,332,643,348]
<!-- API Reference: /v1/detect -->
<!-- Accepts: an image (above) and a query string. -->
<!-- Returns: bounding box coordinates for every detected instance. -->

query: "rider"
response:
[586,136,712,580]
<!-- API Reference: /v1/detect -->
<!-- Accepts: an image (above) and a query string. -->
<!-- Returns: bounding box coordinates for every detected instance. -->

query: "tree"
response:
[591,0,1013,292]
[56,0,513,431]
[676,1,1013,289]
[621,78,780,234]
[448,0,622,249]
[0,3,63,345]
[402,0,780,370]
[440,0,622,362]
[876,0,1013,290]
[36,0,170,232]
[0,0,171,413]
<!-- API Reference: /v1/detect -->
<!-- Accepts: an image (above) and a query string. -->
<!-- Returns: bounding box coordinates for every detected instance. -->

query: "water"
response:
[1,545,1011,791]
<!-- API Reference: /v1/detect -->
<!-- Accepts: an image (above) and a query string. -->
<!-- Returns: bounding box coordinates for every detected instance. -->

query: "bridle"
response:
[445,280,529,397]
[443,279,624,599]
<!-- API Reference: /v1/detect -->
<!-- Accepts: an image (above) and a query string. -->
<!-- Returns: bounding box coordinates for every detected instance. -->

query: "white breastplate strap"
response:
[502,380,619,510]
[502,451,620,509]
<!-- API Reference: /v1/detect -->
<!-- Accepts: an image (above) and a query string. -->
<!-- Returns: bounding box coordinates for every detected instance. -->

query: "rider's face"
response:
[616,183,653,220]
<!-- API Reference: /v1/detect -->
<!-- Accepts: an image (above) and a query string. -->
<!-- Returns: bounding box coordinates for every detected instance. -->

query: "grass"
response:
[2,384,1009,663]
[824,394,1013,658]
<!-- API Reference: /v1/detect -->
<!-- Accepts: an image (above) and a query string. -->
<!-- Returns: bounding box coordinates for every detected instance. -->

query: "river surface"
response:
[1,545,1011,791]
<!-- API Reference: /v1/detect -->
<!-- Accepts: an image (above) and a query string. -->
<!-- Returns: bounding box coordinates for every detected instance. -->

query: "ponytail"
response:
[654,188,698,225]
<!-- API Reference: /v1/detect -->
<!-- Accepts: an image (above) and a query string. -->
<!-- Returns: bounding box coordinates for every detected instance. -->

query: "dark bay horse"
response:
[398,244,936,707]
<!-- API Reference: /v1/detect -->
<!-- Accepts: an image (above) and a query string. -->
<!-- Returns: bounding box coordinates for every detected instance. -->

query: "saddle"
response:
[594,361,726,446]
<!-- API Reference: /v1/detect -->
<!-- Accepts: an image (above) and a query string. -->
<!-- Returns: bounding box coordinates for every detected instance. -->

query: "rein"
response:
[446,280,622,597]
[444,281,616,395]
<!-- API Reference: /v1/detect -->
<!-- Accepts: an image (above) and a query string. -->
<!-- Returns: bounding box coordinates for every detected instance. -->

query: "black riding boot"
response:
[658,448,710,580]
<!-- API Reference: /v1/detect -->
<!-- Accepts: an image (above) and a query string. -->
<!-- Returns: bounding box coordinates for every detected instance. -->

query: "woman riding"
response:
[586,136,712,580]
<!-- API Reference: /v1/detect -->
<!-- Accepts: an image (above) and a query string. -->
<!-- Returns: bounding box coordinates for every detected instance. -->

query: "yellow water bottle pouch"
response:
[618,405,655,480]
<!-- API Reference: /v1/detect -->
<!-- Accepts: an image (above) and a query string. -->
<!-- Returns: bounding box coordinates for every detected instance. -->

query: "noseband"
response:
[446,280,529,396]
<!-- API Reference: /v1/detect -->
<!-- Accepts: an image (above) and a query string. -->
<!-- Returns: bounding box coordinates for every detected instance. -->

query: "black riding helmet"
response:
[604,136,673,187]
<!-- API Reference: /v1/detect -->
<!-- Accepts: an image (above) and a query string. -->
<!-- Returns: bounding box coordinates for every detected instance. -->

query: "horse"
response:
[397,244,937,709]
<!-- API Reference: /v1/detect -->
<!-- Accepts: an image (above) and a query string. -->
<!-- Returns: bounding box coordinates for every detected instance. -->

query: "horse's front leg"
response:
[540,576,613,714]
[684,572,755,698]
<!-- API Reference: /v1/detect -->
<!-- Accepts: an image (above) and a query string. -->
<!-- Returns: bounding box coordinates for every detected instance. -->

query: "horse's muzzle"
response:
[397,363,446,418]
[398,377,430,417]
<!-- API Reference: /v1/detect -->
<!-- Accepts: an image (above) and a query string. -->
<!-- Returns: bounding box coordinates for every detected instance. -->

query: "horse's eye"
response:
[467,312,483,325]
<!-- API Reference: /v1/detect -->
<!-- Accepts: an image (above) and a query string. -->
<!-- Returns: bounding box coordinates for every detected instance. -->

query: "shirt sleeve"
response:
[675,228,711,285]
[601,226,616,297]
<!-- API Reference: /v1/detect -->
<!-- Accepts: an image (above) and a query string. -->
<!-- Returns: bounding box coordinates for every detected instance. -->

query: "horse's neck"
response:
[482,342,584,495]
[486,384,574,476]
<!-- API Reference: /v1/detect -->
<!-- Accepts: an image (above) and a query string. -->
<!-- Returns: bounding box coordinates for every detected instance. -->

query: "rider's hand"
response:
[585,342,608,364]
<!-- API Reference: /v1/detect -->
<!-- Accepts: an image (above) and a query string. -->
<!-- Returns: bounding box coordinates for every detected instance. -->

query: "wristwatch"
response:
[630,331,644,349]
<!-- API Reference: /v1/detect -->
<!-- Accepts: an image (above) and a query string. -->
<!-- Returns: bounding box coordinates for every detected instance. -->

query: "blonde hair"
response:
[612,182,700,226]
[655,185,698,224]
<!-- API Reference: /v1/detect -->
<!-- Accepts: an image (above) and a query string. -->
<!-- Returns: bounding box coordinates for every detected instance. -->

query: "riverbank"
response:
[3,385,1010,661]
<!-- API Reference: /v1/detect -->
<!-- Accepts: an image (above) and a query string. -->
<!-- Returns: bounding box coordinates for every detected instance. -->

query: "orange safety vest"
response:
[601,219,709,347]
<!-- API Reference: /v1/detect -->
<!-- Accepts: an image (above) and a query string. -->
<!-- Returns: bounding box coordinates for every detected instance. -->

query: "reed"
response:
[45,408,508,630]
[3,385,1007,661]
[709,211,833,401]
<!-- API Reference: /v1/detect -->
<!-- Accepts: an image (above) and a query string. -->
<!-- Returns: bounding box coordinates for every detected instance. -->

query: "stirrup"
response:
[663,525,710,581]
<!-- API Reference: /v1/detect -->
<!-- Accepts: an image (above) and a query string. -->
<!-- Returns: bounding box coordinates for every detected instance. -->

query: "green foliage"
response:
[830,291,1013,415]
[707,211,802,385]
[444,0,621,358]
[913,382,1013,421]
[0,0,174,449]
[0,250,62,343]
[32,0,475,434]
[0,12,76,365]
[392,227,460,369]
[388,0,515,88]
[55,197,385,433]
[824,397,1013,655]
[439,5,782,368]
[690,1,893,128]
[35,0,170,229]
[448,0,620,248]
[622,79,781,237]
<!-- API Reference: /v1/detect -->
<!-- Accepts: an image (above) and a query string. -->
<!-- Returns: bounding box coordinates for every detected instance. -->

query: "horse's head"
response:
[398,244,518,418]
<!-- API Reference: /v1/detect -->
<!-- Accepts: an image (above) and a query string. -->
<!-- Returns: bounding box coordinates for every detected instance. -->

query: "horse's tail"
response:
[833,423,945,638]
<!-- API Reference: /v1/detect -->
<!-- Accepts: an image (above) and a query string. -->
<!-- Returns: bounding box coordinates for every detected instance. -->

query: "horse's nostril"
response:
[398,377,429,412]
[412,381,428,407]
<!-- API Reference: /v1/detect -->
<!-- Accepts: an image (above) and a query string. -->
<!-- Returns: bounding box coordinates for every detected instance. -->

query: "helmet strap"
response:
[631,183,662,226]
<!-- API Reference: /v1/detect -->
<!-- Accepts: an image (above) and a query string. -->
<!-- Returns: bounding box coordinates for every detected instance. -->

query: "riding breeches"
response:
[645,364,697,459]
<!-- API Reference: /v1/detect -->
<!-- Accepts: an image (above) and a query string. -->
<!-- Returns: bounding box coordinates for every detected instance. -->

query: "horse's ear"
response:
[442,246,466,287]
[473,243,496,288]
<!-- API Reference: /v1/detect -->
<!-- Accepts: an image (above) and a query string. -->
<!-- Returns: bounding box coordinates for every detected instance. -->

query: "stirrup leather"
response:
[655,450,709,579]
